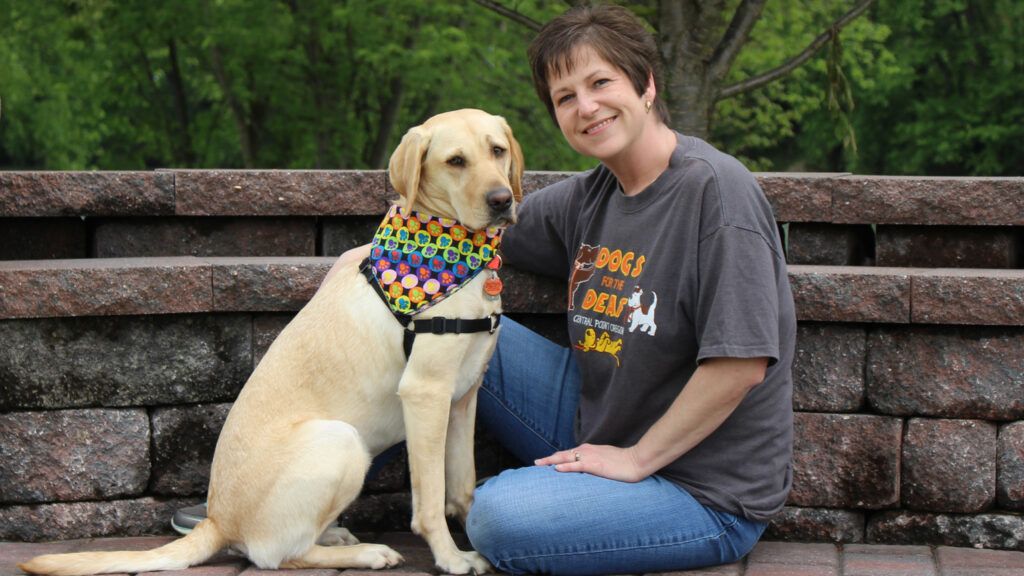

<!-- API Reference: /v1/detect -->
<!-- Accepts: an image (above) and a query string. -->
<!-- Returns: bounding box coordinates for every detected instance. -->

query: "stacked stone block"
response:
[1,171,1023,553]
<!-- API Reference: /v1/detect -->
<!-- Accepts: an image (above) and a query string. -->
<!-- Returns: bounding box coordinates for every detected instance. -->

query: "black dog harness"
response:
[360,259,500,359]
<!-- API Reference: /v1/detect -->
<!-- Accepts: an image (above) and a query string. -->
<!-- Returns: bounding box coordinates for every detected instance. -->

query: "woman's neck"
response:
[605,123,678,197]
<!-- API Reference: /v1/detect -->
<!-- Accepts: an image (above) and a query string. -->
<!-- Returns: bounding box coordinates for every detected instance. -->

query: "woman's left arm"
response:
[536,356,768,482]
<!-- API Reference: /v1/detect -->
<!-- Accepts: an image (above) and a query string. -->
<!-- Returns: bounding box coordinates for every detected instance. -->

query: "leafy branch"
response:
[472,0,542,31]
[717,0,874,101]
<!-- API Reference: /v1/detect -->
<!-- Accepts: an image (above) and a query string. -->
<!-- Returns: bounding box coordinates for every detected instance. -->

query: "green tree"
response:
[1,0,1020,174]
[1,2,112,167]
[711,0,895,170]
[742,0,1024,176]
[848,0,1024,175]
[0,0,587,170]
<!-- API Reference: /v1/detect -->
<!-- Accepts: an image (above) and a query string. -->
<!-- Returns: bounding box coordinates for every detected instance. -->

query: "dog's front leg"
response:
[445,381,480,526]
[399,376,492,575]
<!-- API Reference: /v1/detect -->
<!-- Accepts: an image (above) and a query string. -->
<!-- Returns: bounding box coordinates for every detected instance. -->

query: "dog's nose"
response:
[486,188,513,214]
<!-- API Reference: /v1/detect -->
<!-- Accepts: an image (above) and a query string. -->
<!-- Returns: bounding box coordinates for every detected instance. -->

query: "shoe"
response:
[171,503,208,535]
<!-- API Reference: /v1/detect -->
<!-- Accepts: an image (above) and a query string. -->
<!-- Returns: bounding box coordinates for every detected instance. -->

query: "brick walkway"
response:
[4,534,1024,576]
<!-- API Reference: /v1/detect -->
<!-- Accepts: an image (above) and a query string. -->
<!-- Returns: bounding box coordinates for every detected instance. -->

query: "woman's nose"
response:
[576,92,599,117]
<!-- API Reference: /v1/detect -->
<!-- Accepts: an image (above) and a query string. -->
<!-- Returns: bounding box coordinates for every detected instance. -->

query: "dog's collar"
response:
[366,205,503,316]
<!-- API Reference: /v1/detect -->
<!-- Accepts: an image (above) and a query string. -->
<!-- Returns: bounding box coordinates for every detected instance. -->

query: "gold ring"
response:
[573,450,581,462]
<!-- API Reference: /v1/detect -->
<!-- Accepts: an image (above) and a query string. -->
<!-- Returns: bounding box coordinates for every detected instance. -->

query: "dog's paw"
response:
[318,526,360,546]
[356,544,403,569]
[436,550,493,575]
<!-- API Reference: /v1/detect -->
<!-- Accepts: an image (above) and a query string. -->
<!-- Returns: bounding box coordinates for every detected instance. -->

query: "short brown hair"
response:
[527,4,669,124]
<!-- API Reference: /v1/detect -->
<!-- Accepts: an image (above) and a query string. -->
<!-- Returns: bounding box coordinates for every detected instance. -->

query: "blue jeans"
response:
[465,317,766,575]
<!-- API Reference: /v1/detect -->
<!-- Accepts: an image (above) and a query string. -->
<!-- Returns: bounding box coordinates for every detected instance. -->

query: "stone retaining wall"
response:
[1,171,1022,551]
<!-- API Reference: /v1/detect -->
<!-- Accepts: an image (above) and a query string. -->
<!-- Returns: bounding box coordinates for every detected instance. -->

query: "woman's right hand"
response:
[320,243,371,289]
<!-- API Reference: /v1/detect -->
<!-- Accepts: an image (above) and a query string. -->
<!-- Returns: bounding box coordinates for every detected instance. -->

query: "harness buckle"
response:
[429,316,448,335]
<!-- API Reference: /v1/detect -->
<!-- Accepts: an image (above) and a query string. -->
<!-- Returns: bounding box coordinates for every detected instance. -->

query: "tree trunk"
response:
[656,0,725,139]
[287,0,332,168]
[166,38,196,166]
[367,76,406,169]
[662,58,714,139]
[209,44,255,168]
[366,16,421,169]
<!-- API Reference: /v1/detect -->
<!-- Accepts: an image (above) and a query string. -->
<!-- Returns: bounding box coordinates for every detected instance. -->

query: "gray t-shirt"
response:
[503,134,795,522]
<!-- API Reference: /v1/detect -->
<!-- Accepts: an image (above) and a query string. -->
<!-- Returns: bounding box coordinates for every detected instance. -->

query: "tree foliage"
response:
[0,0,1020,175]
[712,0,1023,175]
[0,0,589,171]
[711,0,895,170]
[847,0,1024,175]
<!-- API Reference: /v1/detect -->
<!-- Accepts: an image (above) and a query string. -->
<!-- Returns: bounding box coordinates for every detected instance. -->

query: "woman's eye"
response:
[557,94,574,105]
[447,156,465,167]
[594,78,610,88]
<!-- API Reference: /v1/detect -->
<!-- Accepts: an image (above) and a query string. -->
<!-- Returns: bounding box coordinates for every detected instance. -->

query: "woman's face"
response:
[547,45,653,163]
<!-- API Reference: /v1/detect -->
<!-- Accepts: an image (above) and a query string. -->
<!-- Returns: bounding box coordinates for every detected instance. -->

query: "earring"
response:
[644,100,652,113]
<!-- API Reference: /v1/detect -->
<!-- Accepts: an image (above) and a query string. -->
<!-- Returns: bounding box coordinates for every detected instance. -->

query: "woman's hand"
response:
[318,244,371,289]
[535,443,648,483]
[337,243,372,267]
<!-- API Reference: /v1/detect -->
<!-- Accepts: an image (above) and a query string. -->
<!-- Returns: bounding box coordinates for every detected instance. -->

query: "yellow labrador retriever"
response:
[20,108,522,576]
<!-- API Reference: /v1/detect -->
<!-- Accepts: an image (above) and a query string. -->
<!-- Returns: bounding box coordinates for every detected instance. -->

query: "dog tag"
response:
[487,255,503,270]
[484,276,503,298]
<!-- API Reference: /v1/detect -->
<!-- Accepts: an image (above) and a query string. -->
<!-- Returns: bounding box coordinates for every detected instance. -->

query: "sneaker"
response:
[171,503,208,535]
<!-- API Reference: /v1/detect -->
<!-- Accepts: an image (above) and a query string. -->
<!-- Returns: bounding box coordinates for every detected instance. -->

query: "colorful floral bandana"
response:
[368,205,503,315]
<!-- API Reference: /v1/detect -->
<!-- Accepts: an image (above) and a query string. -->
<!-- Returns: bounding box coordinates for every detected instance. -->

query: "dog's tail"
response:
[18,518,227,576]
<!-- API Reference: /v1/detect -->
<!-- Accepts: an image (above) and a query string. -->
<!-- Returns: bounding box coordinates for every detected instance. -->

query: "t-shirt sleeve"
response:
[501,177,580,280]
[695,224,781,365]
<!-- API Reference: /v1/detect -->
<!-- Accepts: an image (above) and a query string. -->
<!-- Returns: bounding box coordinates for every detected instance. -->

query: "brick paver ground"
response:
[3,535,1024,576]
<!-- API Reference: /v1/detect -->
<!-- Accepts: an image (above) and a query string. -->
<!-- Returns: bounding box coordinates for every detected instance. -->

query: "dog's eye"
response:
[492,146,505,157]
[447,156,465,167]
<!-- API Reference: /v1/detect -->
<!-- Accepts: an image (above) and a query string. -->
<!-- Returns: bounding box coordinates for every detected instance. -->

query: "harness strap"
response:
[360,259,501,359]
[403,315,501,358]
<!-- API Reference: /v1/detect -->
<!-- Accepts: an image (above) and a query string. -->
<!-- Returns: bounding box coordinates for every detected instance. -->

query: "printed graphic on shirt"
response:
[625,286,658,335]
[576,328,623,367]
[569,243,656,367]
[568,244,600,310]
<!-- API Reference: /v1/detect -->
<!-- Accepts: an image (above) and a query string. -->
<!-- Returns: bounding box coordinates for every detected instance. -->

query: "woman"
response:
[463,4,795,574]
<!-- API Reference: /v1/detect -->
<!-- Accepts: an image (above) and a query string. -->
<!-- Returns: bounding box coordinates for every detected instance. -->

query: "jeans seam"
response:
[495,520,733,564]
[479,384,563,454]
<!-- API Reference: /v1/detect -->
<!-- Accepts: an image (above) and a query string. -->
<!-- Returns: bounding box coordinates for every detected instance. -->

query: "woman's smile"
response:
[583,116,617,135]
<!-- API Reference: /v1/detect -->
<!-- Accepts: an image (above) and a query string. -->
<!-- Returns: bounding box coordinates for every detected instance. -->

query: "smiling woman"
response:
[463,4,796,575]
[525,6,678,197]
[543,45,677,194]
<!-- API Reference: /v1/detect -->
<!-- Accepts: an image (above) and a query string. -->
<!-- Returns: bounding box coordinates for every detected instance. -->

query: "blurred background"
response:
[0,0,1020,175]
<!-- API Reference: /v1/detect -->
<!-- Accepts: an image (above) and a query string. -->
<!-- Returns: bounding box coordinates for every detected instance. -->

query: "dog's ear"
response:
[388,126,430,215]
[500,117,525,202]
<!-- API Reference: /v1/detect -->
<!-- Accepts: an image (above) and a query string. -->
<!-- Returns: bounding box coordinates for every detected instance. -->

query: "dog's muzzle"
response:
[486,188,517,227]
[486,188,513,214]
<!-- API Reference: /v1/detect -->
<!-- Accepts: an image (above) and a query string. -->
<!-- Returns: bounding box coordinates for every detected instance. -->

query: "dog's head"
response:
[388,109,522,231]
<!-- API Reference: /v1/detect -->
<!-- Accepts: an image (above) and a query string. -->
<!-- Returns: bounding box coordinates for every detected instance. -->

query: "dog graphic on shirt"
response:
[626,286,657,336]
[568,243,600,311]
